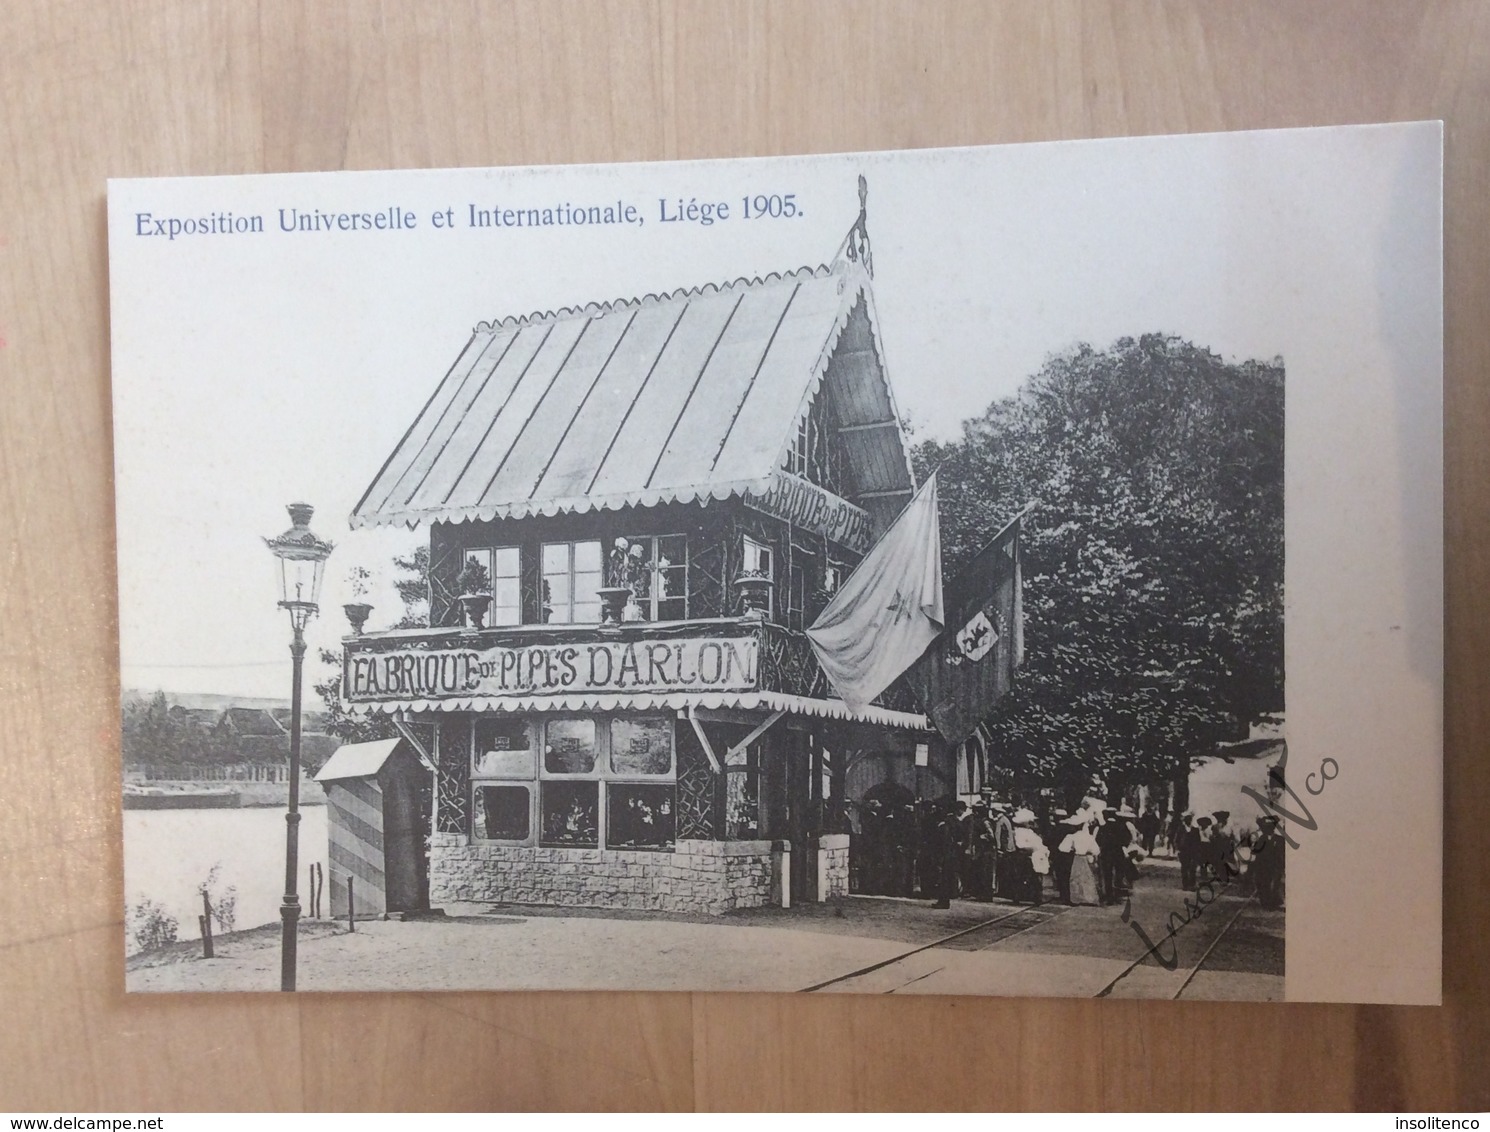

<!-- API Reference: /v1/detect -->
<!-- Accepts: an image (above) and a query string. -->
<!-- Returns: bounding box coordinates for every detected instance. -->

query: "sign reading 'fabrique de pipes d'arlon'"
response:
[345,636,760,702]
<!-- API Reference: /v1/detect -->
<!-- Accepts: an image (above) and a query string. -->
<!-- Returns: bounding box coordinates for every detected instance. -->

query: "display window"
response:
[470,714,677,850]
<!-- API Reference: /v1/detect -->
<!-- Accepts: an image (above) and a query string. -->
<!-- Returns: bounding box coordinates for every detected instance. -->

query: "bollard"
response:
[347,874,355,932]
[200,892,214,958]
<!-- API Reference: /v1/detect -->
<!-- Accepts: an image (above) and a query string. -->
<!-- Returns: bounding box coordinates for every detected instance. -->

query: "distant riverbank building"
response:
[343,194,951,913]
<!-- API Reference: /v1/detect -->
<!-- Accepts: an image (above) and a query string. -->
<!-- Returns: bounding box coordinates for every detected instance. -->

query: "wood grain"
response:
[0,0,1485,1111]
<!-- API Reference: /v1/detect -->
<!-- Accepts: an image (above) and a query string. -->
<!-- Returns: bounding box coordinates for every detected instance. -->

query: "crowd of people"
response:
[850,787,1287,912]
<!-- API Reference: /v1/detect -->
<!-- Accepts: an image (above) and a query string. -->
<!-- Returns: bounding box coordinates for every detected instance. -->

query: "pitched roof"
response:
[314,738,406,782]
[221,707,284,736]
[350,256,913,531]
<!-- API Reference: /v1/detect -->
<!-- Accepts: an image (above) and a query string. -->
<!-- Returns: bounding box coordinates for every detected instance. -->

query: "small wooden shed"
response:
[314,737,431,918]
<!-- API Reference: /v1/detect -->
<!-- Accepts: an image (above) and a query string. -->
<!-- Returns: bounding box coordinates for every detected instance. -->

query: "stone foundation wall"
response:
[818,833,850,900]
[429,833,775,915]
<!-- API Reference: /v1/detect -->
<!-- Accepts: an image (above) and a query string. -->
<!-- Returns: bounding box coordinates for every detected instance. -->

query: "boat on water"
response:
[122,784,241,810]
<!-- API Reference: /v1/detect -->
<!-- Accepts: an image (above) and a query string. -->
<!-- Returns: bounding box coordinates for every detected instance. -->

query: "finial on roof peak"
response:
[843,175,873,278]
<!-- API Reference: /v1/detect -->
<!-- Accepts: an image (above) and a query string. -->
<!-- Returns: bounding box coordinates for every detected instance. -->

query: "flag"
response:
[805,473,944,712]
[907,512,1025,745]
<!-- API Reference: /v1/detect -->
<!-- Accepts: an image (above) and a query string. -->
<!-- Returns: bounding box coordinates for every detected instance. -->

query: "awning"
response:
[351,690,930,732]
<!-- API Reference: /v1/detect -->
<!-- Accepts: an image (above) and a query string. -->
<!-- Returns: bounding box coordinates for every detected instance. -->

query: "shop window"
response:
[543,540,602,623]
[607,784,676,849]
[473,717,534,778]
[544,717,598,774]
[474,784,531,841]
[610,717,673,775]
[476,715,678,850]
[541,781,599,848]
[612,534,688,621]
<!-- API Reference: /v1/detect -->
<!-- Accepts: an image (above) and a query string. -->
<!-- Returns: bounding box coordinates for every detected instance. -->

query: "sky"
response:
[107,125,1437,700]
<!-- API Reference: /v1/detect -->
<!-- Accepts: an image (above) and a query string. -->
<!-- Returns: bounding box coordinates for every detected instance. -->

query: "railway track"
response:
[800,901,1074,993]
[1094,887,1256,1000]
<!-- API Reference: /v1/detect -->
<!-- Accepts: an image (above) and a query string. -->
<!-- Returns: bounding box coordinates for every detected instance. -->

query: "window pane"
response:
[474,718,534,777]
[542,543,568,572]
[474,785,530,841]
[492,576,520,625]
[544,569,570,619]
[573,540,602,572]
[459,550,493,593]
[544,717,598,773]
[610,717,673,775]
[493,546,520,579]
[726,745,760,839]
[540,781,599,848]
[571,599,601,625]
[607,783,676,849]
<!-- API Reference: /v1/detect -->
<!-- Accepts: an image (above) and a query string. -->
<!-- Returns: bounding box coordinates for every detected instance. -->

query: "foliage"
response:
[456,553,491,596]
[121,690,232,765]
[916,334,1283,795]
[391,545,431,628]
[315,541,433,742]
[126,896,179,954]
[346,565,372,599]
[197,863,237,934]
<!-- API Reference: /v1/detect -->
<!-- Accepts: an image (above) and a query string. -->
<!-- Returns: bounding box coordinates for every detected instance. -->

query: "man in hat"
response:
[931,798,962,909]
[967,798,997,901]
[1251,815,1286,909]
[1211,811,1236,876]
[1177,812,1200,891]
[1095,804,1133,905]
[1138,806,1162,856]
[1194,815,1219,886]
[989,800,1015,898]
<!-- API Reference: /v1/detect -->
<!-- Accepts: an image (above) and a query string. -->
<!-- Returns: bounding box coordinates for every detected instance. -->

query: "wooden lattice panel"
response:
[435,715,471,835]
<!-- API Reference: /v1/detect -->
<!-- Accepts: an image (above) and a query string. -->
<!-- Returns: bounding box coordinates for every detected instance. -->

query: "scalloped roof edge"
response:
[472,262,846,334]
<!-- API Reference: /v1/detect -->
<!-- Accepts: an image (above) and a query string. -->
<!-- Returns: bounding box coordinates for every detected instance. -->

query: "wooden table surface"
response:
[1,1,1485,1112]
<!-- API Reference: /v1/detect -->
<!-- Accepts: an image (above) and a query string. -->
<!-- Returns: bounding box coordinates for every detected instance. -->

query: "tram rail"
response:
[800,900,1073,993]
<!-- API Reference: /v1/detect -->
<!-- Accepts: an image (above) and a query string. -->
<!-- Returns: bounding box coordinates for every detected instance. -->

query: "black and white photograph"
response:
[109,124,1441,1001]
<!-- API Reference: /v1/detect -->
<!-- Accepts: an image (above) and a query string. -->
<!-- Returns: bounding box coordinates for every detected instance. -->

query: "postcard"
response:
[109,123,1442,1002]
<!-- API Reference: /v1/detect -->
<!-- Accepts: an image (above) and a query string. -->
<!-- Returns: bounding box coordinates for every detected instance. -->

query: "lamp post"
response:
[264,502,333,992]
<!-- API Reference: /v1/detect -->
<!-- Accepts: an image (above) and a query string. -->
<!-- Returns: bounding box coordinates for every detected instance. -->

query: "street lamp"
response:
[264,501,333,991]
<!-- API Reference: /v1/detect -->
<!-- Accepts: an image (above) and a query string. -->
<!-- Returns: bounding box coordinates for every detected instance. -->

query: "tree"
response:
[314,541,431,741]
[121,690,222,765]
[917,334,1283,797]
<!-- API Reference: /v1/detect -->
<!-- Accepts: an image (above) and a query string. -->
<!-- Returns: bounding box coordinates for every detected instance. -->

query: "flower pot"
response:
[595,585,633,625]
[459,593,492,630]
[342,602,373,635]
[733,574,774,619]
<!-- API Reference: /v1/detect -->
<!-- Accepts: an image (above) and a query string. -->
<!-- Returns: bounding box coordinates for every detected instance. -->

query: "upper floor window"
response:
[740,535,774,620]
[456,546,521,627]
[543,540,603,623]
[784,402,841,491]
[742,536,772,578]
[611,535,688,621]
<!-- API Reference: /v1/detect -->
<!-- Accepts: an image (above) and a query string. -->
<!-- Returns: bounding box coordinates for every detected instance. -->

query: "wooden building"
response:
[314,737,432,918]
[341,200,954,913]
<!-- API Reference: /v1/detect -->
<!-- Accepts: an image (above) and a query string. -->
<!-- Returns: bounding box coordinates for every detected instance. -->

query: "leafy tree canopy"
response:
[315,541,431,742]
[915,334,1284,794]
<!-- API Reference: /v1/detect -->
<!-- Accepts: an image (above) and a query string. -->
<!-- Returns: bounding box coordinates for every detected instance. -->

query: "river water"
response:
[123,806,328,946]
